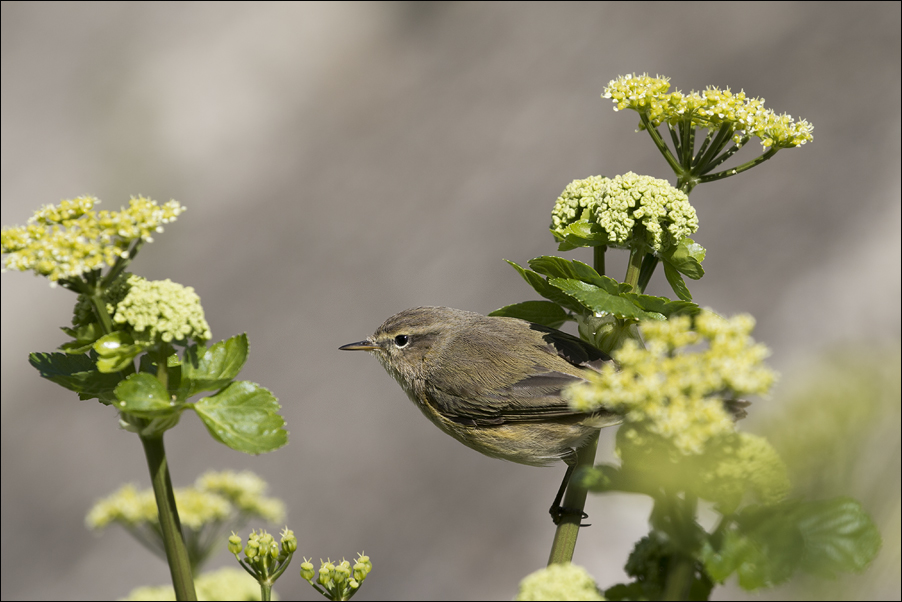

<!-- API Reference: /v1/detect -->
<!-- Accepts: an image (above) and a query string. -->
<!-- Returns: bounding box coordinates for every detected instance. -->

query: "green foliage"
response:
[659,238,706,301]
[31,333,285,453]
[28,351,121,404]
[701,498,881,589]
[490,256,700,350]
[195,382,287,455]
[605,531,713,601]
[180,335,249,397]
[116,373,176,416]
[489,300,571,329]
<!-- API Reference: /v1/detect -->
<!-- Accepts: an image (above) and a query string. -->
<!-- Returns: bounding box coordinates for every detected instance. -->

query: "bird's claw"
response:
[549,505,590,526]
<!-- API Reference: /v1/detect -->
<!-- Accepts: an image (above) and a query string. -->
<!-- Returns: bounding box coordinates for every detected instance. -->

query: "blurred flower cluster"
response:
[568,311,787,511]
[88,470,285,570]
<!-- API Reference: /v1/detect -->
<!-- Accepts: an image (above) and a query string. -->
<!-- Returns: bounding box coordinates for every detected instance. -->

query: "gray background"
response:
[2,2,899,600]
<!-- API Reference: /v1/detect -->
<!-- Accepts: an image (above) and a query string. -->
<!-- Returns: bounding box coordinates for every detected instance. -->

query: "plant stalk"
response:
[140,435,197,600]
[547,432,600,565]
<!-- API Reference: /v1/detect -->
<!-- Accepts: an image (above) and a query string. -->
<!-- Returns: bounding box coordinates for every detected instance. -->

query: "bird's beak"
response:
[339,340,380,351]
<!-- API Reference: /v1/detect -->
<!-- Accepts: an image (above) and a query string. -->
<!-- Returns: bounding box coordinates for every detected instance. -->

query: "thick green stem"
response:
[662,555,694,601]
[547,432,600,565]
[656,493,699,600]
[88,291,116,334]
[140,435,196,600]
[593,245,607,277]
[155,348,169,391]
[624,247,645,292]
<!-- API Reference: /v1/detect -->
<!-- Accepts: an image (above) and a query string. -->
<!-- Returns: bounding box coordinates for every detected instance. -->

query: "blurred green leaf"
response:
[193,381,287,454]
[794,497,882,577]
[604,581,645,601]
[489,301,571,329]
[720,498,883,590]
[574,464,617,492]
[701,530,758,585]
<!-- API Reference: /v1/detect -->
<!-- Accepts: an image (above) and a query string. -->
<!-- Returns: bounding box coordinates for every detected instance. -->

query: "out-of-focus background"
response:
[2,2,899,600]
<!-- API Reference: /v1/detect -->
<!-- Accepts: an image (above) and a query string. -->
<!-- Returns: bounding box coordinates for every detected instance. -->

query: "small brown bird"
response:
[340,306,621,522]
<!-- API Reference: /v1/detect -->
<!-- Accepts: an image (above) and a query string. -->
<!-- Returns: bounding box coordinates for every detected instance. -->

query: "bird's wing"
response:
[426,324,616,427]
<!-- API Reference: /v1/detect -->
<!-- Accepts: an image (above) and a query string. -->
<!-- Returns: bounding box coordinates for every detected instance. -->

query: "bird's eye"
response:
[394,334,409,347]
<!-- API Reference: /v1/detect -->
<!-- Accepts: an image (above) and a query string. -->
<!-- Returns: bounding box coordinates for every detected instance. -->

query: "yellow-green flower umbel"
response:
[603,73,813,149]
[516,562,604,601]
[551,172,698,253]
[113,275,211,344]
[567,311,775,454]
[1,196,185,285]
[567,310,787,511]
[87,470,286,571]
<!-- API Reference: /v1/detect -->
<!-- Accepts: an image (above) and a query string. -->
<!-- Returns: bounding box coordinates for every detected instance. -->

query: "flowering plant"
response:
[497,74,879,600]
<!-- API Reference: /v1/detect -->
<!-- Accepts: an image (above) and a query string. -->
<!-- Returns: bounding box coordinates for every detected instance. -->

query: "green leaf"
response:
[794,497,882,577]
[28,352,121,404]
[180,334,249,398]
[114,372,178,417]
[59,323,104,354]
[138,353,185,400]
[573,464,620,492]
[604,582,645,601]
[549,278,664,321]
[661,237,706,280]
[625,293,700,317]
[193,381,287,454]
[700,530,755,584]
[93,332,143,373]
[504,260,588,315]
[552,221,610,251]
[488,301,571,329]
[527,256,607,288]
[663,261,693,301]
[29,352,96,392]
[727,497,882,589]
